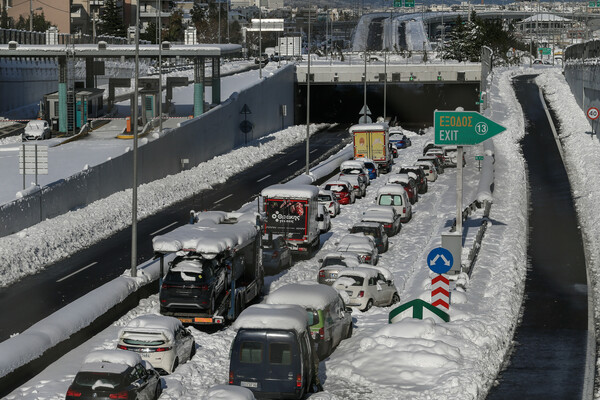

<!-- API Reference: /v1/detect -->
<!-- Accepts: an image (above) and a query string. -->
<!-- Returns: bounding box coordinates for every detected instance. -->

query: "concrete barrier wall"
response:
[563,63,600,118]
[0,65,296,237]
[0,58,58,113]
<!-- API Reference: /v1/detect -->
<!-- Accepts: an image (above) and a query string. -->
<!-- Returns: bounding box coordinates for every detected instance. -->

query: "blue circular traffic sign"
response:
[427,247,454,274]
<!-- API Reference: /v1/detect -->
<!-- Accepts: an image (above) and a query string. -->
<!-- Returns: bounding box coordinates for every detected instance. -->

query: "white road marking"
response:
[57,262,98,283]
[287,160,298,166]
[310,149,318,154]
[257,175,271,183]
[215,194,232,204]
[150,221,178,236]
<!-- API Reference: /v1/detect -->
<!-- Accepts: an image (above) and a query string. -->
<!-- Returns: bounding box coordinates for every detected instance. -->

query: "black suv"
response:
[399,166,428,194]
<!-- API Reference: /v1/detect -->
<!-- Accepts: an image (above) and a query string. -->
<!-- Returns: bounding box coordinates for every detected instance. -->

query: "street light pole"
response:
[306,1,311,175]
[259,5,262,78]
[158,0,162,135]
[29,0,33,31]
[131,0,141,277]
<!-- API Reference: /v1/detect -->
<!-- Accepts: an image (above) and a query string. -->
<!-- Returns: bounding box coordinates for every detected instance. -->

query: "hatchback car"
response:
[349,222,389,253]
[386,174,418,204]
[318,189,340,217]
[117,314,196,375]
[22,120,51,141]
[65,349,162,400]
[333,266,399,312]
[360,206,402,237]
[335,233,378,265]
[389,133,407,149]
[339,160,370,186]
[426,148,449,168]
[355,157,378,180]
[375,185,413,223]
[414,160,438,182]
[417,155,444,174]
[262,234,292,272]
[323,180,355,205]
[317,251,363,285]
[336,173,366,198]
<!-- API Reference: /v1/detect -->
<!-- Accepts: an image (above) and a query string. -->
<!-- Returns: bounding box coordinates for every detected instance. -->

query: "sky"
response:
[1,15,600,400]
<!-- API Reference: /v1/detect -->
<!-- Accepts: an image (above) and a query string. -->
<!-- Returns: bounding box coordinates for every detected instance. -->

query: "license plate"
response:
[346,291,353,296]
[178,318,193,323]
[140,353,152,358]
[241,381,258,388]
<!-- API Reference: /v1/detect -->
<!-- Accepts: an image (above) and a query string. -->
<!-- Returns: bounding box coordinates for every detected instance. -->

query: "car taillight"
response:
[353,185,359,189]
[155,347,172,352]
[319,327,325,340]
[272,251,279,259]
[109,392,128,399]
[384,224,392,228]
[403,207,406,214]
[319,270,325,278]
[229,371,234,385]
[429,170,433,173]
[365,255,371,262]
[340,191,348,198]
[358,291,365,298]
[66,388,82,397]
[296,374,303,388]
[117,344,128,350]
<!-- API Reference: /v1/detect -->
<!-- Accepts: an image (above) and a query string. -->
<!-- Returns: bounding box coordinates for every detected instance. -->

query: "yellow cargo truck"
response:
[350,123,392,174]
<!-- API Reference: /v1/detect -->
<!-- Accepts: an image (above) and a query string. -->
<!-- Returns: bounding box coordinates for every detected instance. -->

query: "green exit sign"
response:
[434,111,507,146]
[589,1,595,6]
[393,0,402,6]
[475,155,484,161]
[538,47,551,55]
[404,0,415,6]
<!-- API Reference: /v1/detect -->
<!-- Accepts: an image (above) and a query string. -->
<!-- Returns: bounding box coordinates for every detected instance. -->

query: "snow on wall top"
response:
[349,123,388,133]
[266,282,341,310]
[233,304,309,334]
[152,213,258,256]
[119,314,183,342]
[261,184,319,199]
[81,349,141,373]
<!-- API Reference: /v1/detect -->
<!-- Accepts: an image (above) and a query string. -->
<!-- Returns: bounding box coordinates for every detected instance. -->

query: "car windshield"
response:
[74,372,124,388]
[322,258,347,267]
[343,275,364,286]
[350,227,379,237]
[341,168,362,175]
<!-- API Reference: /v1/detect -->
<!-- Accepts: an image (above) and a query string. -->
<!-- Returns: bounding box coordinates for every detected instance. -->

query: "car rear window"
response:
[325,185,345,192]
[122,337,166,346]
[269,343,292,365]
[343,276,364,286]
[318,195,332,202]
[74,372,124,388]
[322,258,347,267]
[378,194,404,206]
[350,227,379,237]
[240,341,263,364]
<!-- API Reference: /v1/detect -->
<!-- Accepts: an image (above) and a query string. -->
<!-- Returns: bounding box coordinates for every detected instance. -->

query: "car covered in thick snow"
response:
[339,160,370,186]
[22,120,51,141]
[323,180,355,205]
[375,185,412,223]
[355,157,378,180]
[360,206,402,237]
[317,251,363,285]
[333,266,399,312]
[349,221,389,253]
[65,350,162,400]
[335,233,378,265]
[266,282,353,359]
[414,160,438,182]
[117,314,195,375]
[386,173,418,204]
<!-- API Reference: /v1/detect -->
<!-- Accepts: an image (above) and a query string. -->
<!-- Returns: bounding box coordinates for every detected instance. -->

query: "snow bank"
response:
[202,385,255,400]
[266,282,341,310]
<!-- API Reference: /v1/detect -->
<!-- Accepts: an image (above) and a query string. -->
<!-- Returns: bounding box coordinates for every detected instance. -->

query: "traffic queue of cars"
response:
[64,123,445,400]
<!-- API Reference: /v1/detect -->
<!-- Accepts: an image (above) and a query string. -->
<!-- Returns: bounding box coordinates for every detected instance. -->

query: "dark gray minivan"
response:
[229,304,319,399]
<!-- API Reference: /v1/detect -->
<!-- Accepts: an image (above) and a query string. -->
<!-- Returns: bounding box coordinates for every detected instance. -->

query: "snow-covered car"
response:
[349,221,389,253]
[318,189,340,217]
[442,146,466,167]
[317,203,331,233]
[414,160,438,182]
[317,251,363,285]
[386,173,418,204]
[360,206,402,237]
[355,157,378,180]
[262,234,292,272]
[390,143,398,158]
[203,385,255,400]
[65,350,162,400]
[339,160,370,185]
[117,314,196,375]
[399,165,428,194]
[22,120,51,141]
[426,147,450,168]
[333,266,399,312]
[417,155,444,174]
[323,180,355,205]
[389,133,408,149]
[335,233,379,265]
[375,185,413,223]
[336,173,367,198]
[266,282,353,359]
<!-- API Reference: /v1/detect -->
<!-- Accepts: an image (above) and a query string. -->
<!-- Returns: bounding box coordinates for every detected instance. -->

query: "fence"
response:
[0,28,133,45]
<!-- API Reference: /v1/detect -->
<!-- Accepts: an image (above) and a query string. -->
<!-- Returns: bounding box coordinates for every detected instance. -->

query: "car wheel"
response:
[361,299,373,312]
[346,322,353,338]
[391,293,400,305]
[190,341,196,358]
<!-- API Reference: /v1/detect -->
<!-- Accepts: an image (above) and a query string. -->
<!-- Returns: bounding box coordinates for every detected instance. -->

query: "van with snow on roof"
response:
[261,184,321,255]
[229,304,320,399]
[375,185,412,223]
[266,282,353,359]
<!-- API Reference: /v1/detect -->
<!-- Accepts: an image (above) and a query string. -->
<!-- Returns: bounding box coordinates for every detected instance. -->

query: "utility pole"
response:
[131,0,141,278]
[306,0,311,175]
[29,0,33,31]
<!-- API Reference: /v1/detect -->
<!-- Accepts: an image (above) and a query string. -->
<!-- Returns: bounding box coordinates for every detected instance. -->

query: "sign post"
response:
[434,110,505,236]
[587,106,599,139]
[427,247,452,318]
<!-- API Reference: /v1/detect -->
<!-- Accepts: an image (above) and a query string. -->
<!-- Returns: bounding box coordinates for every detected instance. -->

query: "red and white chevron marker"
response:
[431,274,450,312]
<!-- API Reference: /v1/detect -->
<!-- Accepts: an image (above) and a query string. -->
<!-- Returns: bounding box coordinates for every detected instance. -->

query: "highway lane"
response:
[0,125,351,342]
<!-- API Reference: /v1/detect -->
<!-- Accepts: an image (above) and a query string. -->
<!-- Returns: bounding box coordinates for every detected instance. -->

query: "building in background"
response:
[2,0,71,33]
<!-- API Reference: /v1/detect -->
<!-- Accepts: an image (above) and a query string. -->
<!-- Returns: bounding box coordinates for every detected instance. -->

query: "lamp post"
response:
[306,1,311,175]
[157,0,162,135]
[259,5,262,79]
[29,0,33,31]
[131,0,141,278]
[363,47,367,122]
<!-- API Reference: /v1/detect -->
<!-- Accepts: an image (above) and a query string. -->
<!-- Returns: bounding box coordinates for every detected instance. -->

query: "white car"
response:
[317,251,363,285]
[339,160,370,185]
[336,233,378,265]
[333,266,399,312]
[318,189,340,217]
[22,120,51,140]
[414,160,438,182]
[317,203,331,233]
[375,185,412,223]
[117,314,196,375]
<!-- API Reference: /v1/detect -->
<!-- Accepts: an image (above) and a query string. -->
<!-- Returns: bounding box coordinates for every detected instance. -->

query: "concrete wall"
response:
[0,64,296,237]
[0,58,57,113]
[563,41,600,122]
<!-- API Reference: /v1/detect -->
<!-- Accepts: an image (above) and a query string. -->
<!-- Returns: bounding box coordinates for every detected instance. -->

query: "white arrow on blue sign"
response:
[427,247,454,274]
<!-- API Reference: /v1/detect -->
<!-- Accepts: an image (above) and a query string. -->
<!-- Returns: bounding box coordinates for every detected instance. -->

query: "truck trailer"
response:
[350,123,392,174]
[261,184,321,254]
[152,211,264,325]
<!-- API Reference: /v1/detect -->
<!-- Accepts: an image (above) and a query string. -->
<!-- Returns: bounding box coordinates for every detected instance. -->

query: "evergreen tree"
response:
[99,0,126,38]
[1,6,12,29]
[140,21,157,43]
[164,9,184,42]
